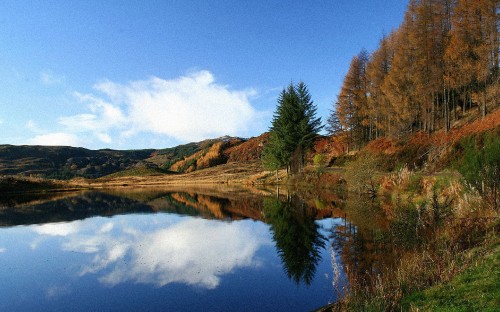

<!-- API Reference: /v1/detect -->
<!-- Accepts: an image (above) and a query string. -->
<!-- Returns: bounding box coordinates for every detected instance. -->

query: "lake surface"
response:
[0,188,364,311]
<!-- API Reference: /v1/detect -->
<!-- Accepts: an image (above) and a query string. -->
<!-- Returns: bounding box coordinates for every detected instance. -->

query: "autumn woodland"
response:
[330,0,499,150]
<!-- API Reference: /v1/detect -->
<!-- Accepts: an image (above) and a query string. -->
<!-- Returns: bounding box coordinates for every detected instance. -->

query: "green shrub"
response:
[459,133,500,209]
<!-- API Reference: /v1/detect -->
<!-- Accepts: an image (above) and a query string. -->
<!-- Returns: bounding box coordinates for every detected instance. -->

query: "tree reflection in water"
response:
[328,195,397,292]
[263,195,326,285]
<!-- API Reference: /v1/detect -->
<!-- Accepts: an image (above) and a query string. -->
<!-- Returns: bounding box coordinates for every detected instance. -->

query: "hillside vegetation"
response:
[0,145,154,179]
[0,135,266,180]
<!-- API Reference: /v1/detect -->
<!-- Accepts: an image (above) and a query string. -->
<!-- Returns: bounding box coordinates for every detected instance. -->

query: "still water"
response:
[0,188,352,311]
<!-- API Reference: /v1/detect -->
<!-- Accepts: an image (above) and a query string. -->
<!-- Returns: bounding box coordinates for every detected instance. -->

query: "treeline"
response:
[329,0,499,149]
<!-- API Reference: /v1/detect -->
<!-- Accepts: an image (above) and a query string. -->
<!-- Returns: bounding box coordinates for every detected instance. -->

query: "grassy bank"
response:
[322,131,499,311]
[402,240,499,311]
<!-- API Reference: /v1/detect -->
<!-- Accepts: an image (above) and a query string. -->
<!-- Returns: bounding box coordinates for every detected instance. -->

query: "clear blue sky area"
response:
[0,0,407,149]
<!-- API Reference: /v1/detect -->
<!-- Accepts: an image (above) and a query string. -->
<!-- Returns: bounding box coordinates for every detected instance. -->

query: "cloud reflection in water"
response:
[32,216,269,290]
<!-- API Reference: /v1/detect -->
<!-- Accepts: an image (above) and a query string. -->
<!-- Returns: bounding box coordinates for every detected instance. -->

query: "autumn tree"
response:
[365,34,394,137]
[446,0,499,118]
[334,50,370,150]
[332,0,498,146]
[382,3,421,137]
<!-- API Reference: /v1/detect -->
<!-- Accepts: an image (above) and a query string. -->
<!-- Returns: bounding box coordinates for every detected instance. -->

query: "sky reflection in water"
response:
[0,191,342,311]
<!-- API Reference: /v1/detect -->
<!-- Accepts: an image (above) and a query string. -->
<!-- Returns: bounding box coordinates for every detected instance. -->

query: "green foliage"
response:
[178,158,197,172]
[313,154,326,176]
[262,82,322,173]
[329,154,352,167]
[459,133,500,209]
[326,110,343,135]
[313,154,326,167]
[0,176,58,193]
[263,196,326,285]
[0,144,156,179]
[157,143,201,170]
[403,243,500,311]
[344,153,380,195]
[43,168,77,180]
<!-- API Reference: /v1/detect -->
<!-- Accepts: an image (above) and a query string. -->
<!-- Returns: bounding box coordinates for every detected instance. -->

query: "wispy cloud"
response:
[40,71,64,85]
[27,132,83,146]
[46,284,71,299]
[0,247,6,253]
[26,120,42,133]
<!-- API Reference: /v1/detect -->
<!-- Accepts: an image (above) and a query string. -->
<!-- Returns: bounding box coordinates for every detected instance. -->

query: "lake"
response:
[0,187,384,311]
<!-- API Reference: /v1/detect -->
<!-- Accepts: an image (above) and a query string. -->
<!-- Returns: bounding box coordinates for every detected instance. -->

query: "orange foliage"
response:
[196,142,225,169]
[364,137,399,154]
[170,193,225,219]
[407,107,500,149]
[171,140,243,173]
[225,133,269,163]
[308,135,347,163]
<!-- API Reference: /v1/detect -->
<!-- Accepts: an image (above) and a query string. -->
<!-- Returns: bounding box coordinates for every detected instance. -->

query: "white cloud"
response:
[96,219,264,289]
[33,216,268,290]
[24,70,266,148]
[65,70,262,144]
[27,132,82,147]
[59,95,127,133]
[0,248,6,253]
[34,222,82,236]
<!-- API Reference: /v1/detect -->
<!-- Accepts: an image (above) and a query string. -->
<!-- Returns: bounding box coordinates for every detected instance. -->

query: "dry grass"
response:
[328,164,499,311]
[67,161,266,189]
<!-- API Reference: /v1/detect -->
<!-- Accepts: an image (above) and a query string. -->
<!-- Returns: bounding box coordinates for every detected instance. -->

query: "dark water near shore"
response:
[0,188,389,311]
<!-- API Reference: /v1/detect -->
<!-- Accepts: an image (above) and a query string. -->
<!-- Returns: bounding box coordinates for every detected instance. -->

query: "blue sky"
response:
[0,1,407,149]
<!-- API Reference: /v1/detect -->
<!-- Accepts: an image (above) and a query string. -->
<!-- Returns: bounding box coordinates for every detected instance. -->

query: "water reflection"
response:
[263,196,327,285]
[32,217,267,289]
[328,195,397,290]
[0,192,155,226]
[0,189,267,226]
[1,187,397,311]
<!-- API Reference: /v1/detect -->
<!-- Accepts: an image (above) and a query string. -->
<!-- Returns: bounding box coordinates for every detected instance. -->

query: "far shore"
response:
[1,161,285,197]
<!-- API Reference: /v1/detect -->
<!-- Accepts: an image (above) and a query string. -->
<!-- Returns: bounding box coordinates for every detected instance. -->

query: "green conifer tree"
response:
[262,82,322,175]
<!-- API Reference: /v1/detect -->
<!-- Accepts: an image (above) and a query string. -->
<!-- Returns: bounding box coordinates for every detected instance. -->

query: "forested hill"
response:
[328,0,499,150]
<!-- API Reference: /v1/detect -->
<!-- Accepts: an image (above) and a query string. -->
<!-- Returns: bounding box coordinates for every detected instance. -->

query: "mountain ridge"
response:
[0,134,267,179]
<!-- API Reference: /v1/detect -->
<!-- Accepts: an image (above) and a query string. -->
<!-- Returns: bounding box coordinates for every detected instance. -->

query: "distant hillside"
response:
[0,135,268,179]
[0,145,155,179]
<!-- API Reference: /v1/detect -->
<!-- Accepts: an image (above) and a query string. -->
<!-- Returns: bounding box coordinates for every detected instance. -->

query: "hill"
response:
[0,135,268,179]
[0,145,155,179]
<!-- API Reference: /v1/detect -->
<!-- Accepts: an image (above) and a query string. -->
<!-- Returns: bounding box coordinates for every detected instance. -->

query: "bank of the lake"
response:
[403,240,500,311]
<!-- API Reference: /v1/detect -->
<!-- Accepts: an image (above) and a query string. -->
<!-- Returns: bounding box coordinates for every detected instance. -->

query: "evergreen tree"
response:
[326,109,343,135]
[262,90,289,173]
[262,82,322,175]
